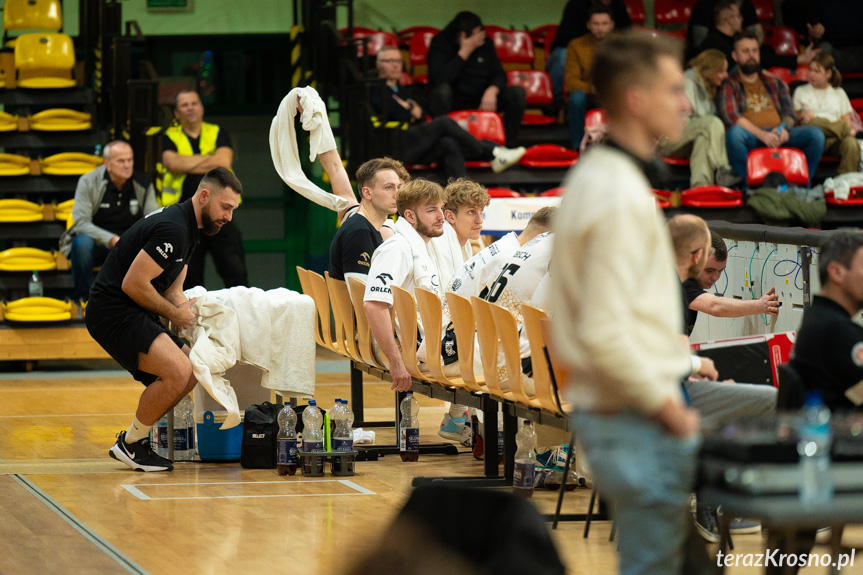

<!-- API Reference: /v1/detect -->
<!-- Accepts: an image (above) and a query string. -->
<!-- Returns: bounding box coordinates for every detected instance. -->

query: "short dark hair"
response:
[355,157,407,193]
[174,89,200,109]
[709,230,728,261]
[818,230,863,285]
[732,30,759,51]
[197,167,242,195]
[713,0,737,27]
[593,31,683,112]
[450,11,483,37]
[588,5,615,22]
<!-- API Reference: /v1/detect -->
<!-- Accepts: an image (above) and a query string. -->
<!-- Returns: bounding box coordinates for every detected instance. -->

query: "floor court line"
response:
[121,479,377,501]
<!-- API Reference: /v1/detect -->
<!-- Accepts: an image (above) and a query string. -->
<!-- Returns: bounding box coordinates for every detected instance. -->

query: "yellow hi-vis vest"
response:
[160,122,220,207]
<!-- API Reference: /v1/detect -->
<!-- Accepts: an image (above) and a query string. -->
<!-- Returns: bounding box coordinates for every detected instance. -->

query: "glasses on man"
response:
[378,59,402,64]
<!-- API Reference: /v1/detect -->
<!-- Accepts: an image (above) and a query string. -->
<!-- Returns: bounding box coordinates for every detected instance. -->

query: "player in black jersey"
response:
[86,167,242,471]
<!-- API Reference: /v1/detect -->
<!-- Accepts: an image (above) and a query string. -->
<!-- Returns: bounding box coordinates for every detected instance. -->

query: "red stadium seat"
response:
[492,30,534,67]
[584,108,607,129]
[653,189,672,209]
[850,98,863,113]
[339,26,377,36]
[409,30,435,66]
[825,187,863,205]
[747,148,809,187]
[529,24,558,49]
[405,162,439,171]
[763,26,799,56]
[397,25,439,48]
[399,72,414,86]
[507,70,553,106]
[680,185,743,208]
[518,144,578,168]
[540,187,566,197]
[634,26,662,38]
[663,156,690,166]
[483,25,507,37]
[654,0,695,25]
[767,66,808,85]
[625,0,646,25]
[752,0,775,23]
[449,110,506,146]
[340,29,398,57]
[487,187,521,198]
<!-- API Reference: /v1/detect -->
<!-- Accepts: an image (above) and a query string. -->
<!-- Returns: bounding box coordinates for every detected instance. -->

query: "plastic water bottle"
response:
[497,417,505,464]
[798,391,834,507]
[28,271,43,298]
[152,414,169,458]
[513,421,537,498]
[333,399,353,452]
[303,400,324,474]
[172,396,194,461]
[277,401,298,476]
[399,391,420,462]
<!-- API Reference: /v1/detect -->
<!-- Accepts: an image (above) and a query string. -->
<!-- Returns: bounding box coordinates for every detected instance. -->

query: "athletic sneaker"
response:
[536,445,569,470]
[438,414,472,446]
[109,430,174,472]
[694,501,760,542]
[491,146,527,173]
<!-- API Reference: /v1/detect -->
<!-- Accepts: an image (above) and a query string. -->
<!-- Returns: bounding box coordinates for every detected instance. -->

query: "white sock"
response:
[449,403,468,420]
[125,416,151,443]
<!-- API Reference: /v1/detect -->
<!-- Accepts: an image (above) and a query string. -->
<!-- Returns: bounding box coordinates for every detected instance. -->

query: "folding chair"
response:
[680,185,743,208]
[747,147,809,187]
[445,292,487,393]
[305,270,341,355]
[348,277,388,370]
[390,286,436,383]
[414,287,468,389]
[520,304,564,415]
[0,199,44,223]
[326,272,363,363]
[489,301,536,406]
[14,32,76,88]
[0,247,57,271]
[296,267,325,348]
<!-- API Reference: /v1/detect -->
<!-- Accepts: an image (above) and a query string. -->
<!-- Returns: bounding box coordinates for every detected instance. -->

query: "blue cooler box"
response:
[197,411,243,461]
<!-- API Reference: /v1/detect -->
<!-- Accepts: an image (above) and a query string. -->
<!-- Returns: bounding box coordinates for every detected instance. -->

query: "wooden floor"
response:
[0,353,861,575]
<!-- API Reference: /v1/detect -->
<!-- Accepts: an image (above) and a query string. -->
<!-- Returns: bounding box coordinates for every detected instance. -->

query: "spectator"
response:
[686,0,762,61]
[328,158,405,285]
[427,11,526,148]
[547,0,632,109]
[791,230,863,411]
[717,31,825,188]
[549,32,710,574]
[565,5,615,150]
[60,140,158,304]
[793,53,860,174]
[371,46,526,178]
[804,1,863,73]
[698,1,819,72]
[658,49,739,188]
[161,90,248,290]
[683,230,780,334]
[363,179,447,392]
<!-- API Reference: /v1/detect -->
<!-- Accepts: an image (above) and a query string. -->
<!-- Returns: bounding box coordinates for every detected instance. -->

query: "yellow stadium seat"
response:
[0,153,31,176]
[14,33,76,89]
[53,199,74,222]
[0,111,19,132]
[0,199,43,222]
[3,0,63,34]
[39,152,102,176]
[28,108,91,131]
[2,297,72,322]
[0,247,57,271]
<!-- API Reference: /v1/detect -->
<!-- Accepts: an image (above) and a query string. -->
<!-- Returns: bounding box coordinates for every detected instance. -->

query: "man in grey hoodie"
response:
[59,140,158,303]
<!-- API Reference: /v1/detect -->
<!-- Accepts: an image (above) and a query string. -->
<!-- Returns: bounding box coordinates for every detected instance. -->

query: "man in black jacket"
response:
[427,11,526,148]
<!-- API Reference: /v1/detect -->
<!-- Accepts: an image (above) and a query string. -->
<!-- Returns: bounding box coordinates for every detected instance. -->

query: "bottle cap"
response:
[804,390,824,406]
[284,401,291,407]
[309,399,316,406]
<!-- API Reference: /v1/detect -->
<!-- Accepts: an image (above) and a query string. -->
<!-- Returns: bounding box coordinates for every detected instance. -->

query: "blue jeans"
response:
[725,125,825,188]
[568,90,593,150]
[573,411,701,575]
[547,46,567,105]
[70,234,110,303]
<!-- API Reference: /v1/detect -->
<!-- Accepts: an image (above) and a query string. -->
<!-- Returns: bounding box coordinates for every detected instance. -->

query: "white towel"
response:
[393,216,441,294]
[429,221,473,288]
[823,172,863,201]
[269,86,349,212]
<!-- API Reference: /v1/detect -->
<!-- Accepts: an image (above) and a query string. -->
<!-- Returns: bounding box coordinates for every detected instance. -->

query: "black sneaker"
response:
[694,500,721,543]
[109,430,173,472]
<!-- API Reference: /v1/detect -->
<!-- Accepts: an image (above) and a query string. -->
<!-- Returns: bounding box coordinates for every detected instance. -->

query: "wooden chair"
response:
[390,286,436,382]
[540,316,571,412]
[414,288,468,389]
[521,304,566,415]
[325,272,363,363]
[347,277,388,370]
[305,270,341,355]
[296,267,325,348]
[471,296,512,401]
[445,292,486,393]
[488,301,535,406]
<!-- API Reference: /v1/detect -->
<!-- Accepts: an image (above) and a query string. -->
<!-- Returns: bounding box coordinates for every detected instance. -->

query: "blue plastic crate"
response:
[196,410,243,461]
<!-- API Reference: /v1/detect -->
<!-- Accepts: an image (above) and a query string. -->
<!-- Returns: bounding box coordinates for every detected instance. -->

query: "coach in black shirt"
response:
[791,231,863,410]
[87,167,242,472]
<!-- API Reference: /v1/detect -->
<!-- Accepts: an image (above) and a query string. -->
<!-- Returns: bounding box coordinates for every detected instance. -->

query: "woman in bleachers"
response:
[793,53,860,174]
[658,48,739,188]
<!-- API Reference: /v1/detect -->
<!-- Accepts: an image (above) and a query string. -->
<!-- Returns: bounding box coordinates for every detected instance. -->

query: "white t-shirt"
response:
[793,84,853,123]
[363,234,417,308]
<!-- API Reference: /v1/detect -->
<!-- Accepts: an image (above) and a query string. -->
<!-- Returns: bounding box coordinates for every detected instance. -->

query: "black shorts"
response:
[85,301,184,386]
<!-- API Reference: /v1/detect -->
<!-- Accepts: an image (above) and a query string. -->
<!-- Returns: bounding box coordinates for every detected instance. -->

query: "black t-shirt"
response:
[790,296,863,411]
[92,171,146,237]
[328,211,383,281]
[162,127,232,203]
[89,200,200,311]
[682,278,707,336]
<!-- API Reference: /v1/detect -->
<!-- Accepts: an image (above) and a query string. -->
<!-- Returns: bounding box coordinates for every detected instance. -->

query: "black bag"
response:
[240,402,282,469]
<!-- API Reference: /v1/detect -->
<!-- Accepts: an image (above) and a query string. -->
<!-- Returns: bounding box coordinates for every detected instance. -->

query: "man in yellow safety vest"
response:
[161,90,248,289]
